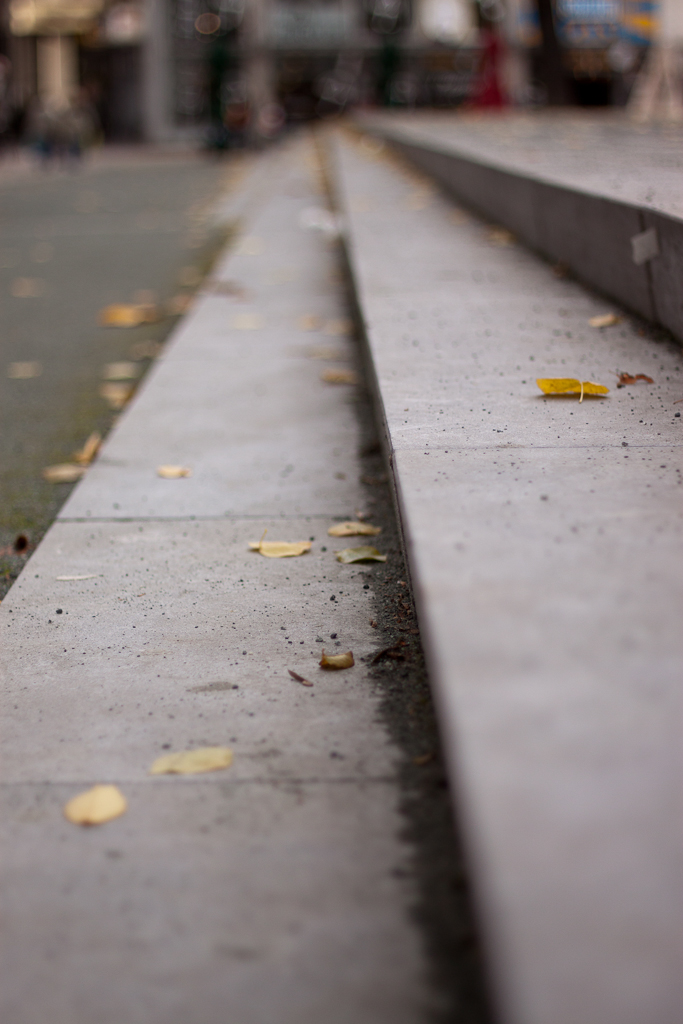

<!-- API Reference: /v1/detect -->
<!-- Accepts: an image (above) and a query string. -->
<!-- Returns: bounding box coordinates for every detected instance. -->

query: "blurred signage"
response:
[556,0,623,45]
[10,0,104,34]
[104,1,145,43]
[269,2,352,47]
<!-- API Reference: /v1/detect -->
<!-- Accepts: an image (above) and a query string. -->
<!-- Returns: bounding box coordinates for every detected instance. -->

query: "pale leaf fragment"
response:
[157,465,192,479]
[64,784,127,826]
[320,650,354,670]
[73,432,101,465]
[288,669,314,687]
[336,546,387,564]
[102,362,139,381]
[536,378,609,403]
[328,521,381,537]
[7,361,42,379]
[248,535,311,558]
[99,304,160,327]
[100,382,133,410]
[150,746,233,775]
[56,574,99,581]
[589,313,621,328]
[42,463,85,484]
[321,369,358,385]
[487,228,515,247]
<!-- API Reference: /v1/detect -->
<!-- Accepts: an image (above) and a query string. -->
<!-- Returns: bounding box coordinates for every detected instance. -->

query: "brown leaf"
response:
[99,303,160,327]
[42,463,86,484]
[321,369,358,385]
[320,650,354,670]
[64,784,127,825]
[617,372,654,387]
[288,669,314,687]
[73,432,101,466]
[149,746,233,775]
[157,465,192,479]
[328,521,381,537]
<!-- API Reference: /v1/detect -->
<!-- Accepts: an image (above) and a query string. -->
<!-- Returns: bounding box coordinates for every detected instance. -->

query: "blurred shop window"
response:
[419,0,476,45]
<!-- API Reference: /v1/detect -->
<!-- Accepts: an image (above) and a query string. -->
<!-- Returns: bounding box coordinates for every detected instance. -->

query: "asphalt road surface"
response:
[0,148,231,598]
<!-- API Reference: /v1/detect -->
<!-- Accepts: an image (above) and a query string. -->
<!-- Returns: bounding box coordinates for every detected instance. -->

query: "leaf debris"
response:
[99,304,160,327]
[536,378,609,402]
[73,432,101,466]
[150,746,233,775]
[321,369,358,385]
[617,372,654,387]
[589,313,621,328]
[157,465,192,478]
[64,784,127,826]
[248,529,311,558]
[320,650,354,670]
[328,521,381,537]
[336,546,387,563]
[288,669,314,687]
[42,463,86,484]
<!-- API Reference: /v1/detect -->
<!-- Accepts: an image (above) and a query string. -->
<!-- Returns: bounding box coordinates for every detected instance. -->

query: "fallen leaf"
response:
[157,465,192,478]
[7,361,42,378]
[56,574,99,581]
[150,746,233,775]
[536,378,609,403]
[99,303,160,327]
[487,227,515,246]
[100,382,133,409]
[248,537,311,558]
[166,293,194,316]
[336,546,387,563]
[617,372,654,387]
[298,314,323,331]
[589,313,621,328]
[73,432,101,465]
[64,784,127,825]
[230,313,263,330]
[11,277,45,297]
[320,650,354,670]
[324,318,352,336]
[321,369,358,385]
[328,521,381,537]
[42,463,86,483]
[102,362,139,381]
[288,669,314,687]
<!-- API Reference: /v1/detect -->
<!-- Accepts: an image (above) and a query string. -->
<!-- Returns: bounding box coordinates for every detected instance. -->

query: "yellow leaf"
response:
[42,463,85,483]
[328,521,381,537]
[248,539,311,558]
[73,432,101,466]
[320,650,354,670]
[157,465,192,478]
[64,784,127,826]
[7,361,42,378]
[99,303,160,327]
[321,369,358,385]
[100,382,133,409]
[536,378,609,403]
[149,746,233,775]
[102,362,139,381]
[589,313,620,328]
[335,546,387,563]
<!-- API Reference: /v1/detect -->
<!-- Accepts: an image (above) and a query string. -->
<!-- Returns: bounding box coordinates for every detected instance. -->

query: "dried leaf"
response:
[248,538,311,558]
[320,650,354,670]
[617,372,654,387]
[536,378,609,403]
[230,313,263,330]
[157,465,192,478]
[321,369,358,385]
[335,546,387,564]
[589,313,620,328]
[324,318,352,336]
[328,521,381,537]
[99,303,160,327]
[73,432,101,465]
[288,669,314,687]
[7,361,42,378]
[102,362,139,381]
[298,314,323,331]
[64,784,127,825]
[149,746,233,775]
[42,463,85,483]
[100,382,133,409]
[56,574,99,581]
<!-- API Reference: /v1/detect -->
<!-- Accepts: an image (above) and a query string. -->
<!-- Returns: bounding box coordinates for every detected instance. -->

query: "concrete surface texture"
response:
[0,137,455,1024]
[331,129,683,1024]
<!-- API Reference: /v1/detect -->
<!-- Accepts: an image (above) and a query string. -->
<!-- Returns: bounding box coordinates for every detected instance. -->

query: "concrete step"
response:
[356,112,683,346]
[330,126,683,1024]
[0,137,465,1024]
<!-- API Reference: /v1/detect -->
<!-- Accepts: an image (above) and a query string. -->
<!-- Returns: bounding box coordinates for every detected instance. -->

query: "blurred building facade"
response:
[0,0,664,144]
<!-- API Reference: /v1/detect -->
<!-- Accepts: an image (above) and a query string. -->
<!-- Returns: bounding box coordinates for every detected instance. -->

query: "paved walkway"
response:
[331,126,682,1024]
[0,136,462,1024]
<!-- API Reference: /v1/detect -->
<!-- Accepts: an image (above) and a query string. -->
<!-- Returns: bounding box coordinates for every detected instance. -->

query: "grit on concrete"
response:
[331,129,683,1024]
[0,135,491,1024]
